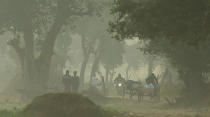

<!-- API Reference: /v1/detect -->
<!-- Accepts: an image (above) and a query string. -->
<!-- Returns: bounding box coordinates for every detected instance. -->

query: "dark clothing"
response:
[146,74,160,98]
[146,74,158,86]
[114,76,125,84]
[63,74,72,91]
[72,75,80,93]
[114,76,125,95]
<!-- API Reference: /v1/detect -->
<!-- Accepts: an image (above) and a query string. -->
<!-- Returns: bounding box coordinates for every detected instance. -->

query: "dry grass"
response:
[103,97,210,117]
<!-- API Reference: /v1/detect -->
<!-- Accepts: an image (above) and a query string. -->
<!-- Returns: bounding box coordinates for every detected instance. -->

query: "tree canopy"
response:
[110,0,210,104]
[111,0,210,45]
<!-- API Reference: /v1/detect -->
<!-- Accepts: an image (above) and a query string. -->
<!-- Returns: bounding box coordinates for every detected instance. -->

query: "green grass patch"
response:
[103,106,120,115]
[0,110,34,117]
[0,110,15,117]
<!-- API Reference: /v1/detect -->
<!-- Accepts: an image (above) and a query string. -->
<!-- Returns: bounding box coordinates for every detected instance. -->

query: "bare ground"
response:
[103,96,210,117]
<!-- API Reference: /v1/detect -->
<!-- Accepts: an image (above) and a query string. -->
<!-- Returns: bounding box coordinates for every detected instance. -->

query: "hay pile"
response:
[23,93,111,117]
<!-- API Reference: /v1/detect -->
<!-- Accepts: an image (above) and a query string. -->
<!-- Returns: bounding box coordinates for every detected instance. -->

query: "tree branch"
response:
[39,0,94,60]
[7,37,24,67]
[39,0,70,60]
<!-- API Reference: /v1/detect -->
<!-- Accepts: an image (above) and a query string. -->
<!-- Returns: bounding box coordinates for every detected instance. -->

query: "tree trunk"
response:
[105,67,109,83]
[8,38,24,72]
[109,69,115,83]
[148,55,154,75]
[89,38,105,81]
[80,36,94,86]
[90,53,101,81]
[32,5,67,93]
[80,53,90,86]
[49,56,65,91]
[8,0,77,99]
[23,25,34,80]
[18,6,66,98]
[126,65,131,80]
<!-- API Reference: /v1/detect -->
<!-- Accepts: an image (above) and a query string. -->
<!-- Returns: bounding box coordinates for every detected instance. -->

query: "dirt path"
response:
[103,97,210,117]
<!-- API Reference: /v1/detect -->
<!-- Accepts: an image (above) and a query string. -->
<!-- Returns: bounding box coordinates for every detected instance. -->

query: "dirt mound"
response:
[23,92,111,117]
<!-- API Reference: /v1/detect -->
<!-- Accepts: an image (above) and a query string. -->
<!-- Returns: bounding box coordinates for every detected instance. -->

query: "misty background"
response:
[0,1,210,114]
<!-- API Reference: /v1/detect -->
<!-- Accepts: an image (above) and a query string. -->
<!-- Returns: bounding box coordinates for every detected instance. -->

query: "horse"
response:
[137,86,155,102]
[122,80,156,102]
[122,80,143,101]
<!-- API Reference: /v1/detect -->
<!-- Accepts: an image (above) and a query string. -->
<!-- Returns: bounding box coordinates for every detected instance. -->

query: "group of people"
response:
[113,73,159,93]
[113,73,160,100]
[113,73,158,89]
[62,70,80,93]
[62,69,159,98]
[63,70,107,95]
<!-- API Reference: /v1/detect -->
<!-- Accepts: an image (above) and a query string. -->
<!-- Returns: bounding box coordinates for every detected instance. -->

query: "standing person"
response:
[146,73,160,100]
[72,71,80,93]
[101,76,106,95]
[114,73,125,85]
[62,70,72,92]
[146,73,159,88]
[114,73,125,95]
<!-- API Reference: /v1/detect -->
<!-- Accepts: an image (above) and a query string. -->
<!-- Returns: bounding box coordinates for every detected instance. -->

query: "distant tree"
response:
[74,15,107,85]
[74,1,115,84]
[100,37,124,83]
[124,44,142,79]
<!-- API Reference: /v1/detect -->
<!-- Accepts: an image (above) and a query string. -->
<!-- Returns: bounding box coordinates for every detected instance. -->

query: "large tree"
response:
[0,0,99,97]
[110,0,210,104]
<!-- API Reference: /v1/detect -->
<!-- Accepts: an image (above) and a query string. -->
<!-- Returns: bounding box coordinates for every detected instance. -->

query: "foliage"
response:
[0,0,101,56]
[111,0,210,45]
[142,38,210,104]
[110,0,210,104]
